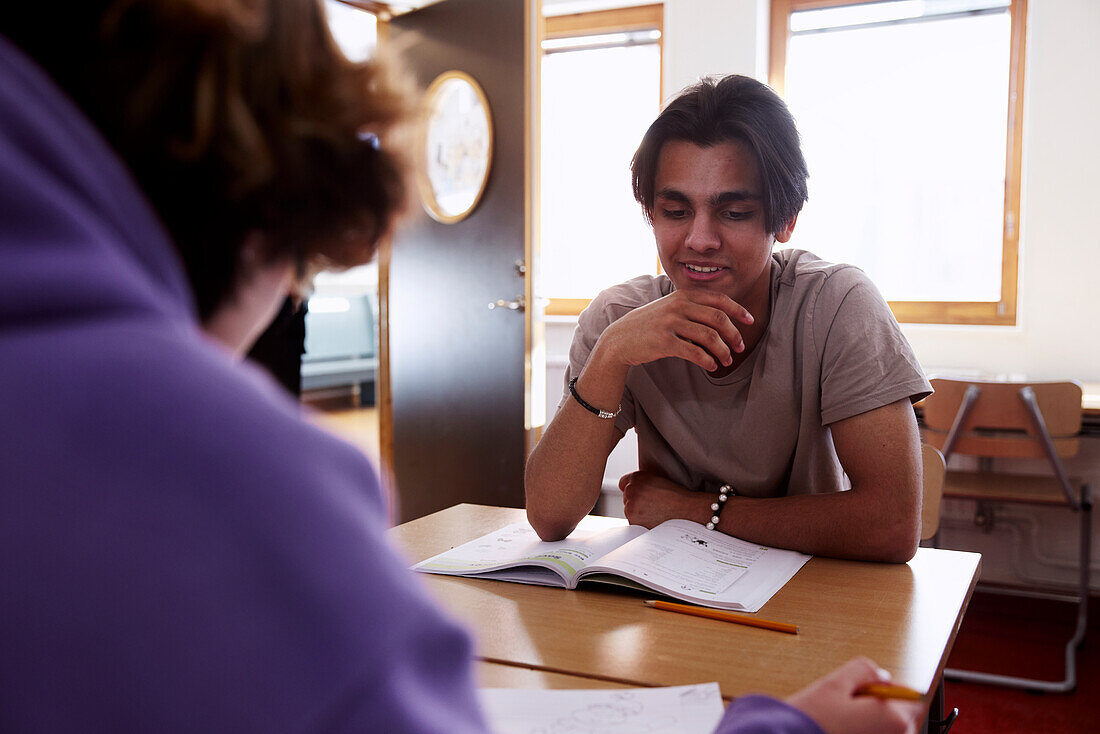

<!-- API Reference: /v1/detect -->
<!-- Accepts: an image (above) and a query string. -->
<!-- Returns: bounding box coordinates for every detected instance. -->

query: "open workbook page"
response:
[415,517,810,611]
[576,519,810,612]
[414,518,648,587]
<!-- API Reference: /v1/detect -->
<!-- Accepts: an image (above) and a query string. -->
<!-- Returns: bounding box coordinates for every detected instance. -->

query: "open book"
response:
[413,518,810,612]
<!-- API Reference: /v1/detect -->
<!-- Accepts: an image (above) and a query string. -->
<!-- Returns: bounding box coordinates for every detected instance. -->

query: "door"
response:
[383,0,542,523]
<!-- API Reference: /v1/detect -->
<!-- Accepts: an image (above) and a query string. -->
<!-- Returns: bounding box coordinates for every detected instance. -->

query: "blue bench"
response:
[301,294,378,396]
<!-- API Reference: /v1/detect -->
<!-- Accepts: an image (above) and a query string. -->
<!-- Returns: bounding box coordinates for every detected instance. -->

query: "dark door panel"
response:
[387,0,530,522]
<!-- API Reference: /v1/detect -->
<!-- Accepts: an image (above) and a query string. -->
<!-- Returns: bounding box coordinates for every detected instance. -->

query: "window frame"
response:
[769,0,1027,326]
[541,3,664,317]
[333,0,396,19]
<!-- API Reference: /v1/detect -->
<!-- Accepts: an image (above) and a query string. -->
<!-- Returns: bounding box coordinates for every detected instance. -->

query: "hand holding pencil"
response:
[642,601,924,732]
[785,657,925,734]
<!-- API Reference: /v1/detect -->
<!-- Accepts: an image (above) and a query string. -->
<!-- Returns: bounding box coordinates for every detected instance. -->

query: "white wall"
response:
[662,0,769,96]
[544,0,1100,590]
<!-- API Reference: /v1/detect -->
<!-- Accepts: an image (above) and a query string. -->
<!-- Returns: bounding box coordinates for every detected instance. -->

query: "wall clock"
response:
[417,70,493,223]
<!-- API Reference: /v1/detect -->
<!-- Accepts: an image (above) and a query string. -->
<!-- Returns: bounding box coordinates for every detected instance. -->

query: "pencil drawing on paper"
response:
[478,682,724,734]
[530,691,667,733]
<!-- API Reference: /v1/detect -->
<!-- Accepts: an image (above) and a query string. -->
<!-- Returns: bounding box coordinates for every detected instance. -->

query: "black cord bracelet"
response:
[568,376,621,420]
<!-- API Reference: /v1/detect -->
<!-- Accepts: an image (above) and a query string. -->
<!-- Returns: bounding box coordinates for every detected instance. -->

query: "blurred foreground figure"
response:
[0,2,918,732]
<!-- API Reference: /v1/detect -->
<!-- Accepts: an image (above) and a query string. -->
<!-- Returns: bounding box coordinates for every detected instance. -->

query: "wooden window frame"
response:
[769,0,1026,326]
[334,0,397,20]
[544,3,662,40]
[541,4,663,317]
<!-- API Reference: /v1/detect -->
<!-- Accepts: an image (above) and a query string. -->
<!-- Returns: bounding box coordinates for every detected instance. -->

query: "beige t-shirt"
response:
[562,249,932,498]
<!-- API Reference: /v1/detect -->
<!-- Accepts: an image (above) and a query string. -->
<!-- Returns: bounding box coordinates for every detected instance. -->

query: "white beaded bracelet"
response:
[705,484,732,531]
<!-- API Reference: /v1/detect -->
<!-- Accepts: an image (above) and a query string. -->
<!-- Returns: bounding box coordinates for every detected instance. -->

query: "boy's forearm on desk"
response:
[719,489,919,563]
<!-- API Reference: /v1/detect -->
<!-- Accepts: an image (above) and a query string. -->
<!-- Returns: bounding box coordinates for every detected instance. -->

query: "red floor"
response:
[942,592,1099,733]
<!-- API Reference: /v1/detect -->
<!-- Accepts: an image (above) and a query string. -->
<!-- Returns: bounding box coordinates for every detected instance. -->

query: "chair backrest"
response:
[923,378,1082,460]
[921,443,945,541]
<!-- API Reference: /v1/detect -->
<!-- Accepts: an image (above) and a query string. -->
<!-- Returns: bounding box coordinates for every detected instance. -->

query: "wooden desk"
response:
[477,661,631,690]
[391,504,981,703]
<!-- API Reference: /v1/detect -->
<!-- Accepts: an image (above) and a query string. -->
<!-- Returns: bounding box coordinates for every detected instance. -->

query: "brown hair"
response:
[1,0,412,319]
[631,75,808,236]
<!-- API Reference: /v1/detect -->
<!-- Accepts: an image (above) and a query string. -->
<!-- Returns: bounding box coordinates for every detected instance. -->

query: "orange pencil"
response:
[854,683,924,701]
[643,599,799,635]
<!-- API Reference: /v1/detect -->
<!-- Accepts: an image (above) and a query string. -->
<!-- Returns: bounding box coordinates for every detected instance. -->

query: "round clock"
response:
[417,70,494,224]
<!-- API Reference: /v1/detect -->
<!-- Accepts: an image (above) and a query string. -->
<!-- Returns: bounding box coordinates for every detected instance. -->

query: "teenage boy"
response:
[526,75,931,563]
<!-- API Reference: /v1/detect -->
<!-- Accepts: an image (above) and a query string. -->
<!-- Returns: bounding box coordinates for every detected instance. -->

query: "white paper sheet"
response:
[477,683,725,734]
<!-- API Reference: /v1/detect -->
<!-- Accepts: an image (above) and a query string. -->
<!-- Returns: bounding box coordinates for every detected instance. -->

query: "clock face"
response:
[418,71,493,223]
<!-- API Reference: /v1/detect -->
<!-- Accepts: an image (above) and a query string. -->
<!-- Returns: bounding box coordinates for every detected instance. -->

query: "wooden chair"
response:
[921,443,946,542]
[922,377,1092,693]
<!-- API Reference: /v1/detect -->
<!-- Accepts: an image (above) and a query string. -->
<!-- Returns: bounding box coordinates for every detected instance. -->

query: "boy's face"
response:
[650,140,795,310]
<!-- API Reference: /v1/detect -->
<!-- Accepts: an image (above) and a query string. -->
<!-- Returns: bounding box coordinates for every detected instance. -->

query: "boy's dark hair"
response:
[1,0,411,320]
[631,75,808,236]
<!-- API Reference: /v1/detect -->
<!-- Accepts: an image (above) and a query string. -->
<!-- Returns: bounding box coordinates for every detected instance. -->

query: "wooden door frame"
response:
[525,0,545,454]
[375,15,398,508]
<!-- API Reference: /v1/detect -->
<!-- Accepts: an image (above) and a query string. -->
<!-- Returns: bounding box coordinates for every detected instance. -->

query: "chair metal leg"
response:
[944,485,1091,694]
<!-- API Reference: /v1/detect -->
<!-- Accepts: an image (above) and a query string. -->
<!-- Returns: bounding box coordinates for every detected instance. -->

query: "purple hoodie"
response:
[0,35,821,734]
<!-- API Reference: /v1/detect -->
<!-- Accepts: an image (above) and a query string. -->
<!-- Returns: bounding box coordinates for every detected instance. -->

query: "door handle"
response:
[488,295,526,312]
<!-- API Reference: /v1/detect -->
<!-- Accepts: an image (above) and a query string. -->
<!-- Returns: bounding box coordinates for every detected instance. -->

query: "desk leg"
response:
[923,678,958,734]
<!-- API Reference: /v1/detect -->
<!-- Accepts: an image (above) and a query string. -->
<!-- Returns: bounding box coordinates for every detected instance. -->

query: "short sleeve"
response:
[813,269,932,426]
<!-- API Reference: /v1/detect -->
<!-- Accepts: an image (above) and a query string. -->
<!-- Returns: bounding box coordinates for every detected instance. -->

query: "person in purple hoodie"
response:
[0,2,921,733]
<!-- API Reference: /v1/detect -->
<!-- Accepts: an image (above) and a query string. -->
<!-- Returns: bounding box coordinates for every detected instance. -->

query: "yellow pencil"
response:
[854,683,924,701]
[643,599,799,635]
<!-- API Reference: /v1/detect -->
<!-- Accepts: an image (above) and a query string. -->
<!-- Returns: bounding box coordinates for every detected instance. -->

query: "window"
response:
[317,0,380,304]
[323,0,378,62]
[770,0,1026,325]
[307,0,382,391]
[539,4,663,316]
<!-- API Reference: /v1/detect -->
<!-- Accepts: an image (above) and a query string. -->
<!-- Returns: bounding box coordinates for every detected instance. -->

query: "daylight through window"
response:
[773,0,1024,325]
